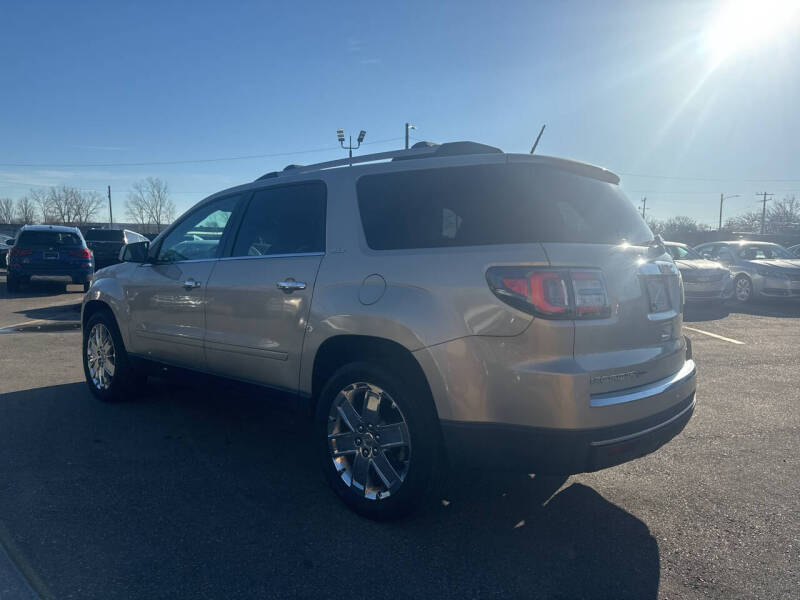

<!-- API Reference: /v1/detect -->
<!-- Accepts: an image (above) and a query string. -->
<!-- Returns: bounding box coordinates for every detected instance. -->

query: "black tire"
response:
[315,361,442,520]
[82,310,145,402]
[733,274,753,303]
[6,274,19,293]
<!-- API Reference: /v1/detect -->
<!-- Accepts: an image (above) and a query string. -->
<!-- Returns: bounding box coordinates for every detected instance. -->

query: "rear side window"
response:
[357,164,652,250]
[231,182,326,257]
[18,231,82,247]
[84,230,124,242]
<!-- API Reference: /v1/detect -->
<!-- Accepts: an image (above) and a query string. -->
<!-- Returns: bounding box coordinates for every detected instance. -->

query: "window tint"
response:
[231,182,326,257]
[357,164,652,250]
[667,245,701,260]
[84,230,124,242]
[738,244,792,259]
[18,231,82,247]
[157,194,240,262]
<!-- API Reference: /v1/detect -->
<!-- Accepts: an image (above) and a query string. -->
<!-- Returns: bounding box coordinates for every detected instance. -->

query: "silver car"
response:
[81,141,696,519]
[664,241,733,304]
[789,244,800,258]
[695,241,800,302]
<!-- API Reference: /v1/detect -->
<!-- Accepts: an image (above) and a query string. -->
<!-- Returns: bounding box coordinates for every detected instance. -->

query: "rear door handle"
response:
[183,279,202,290]
[277,279,307,293]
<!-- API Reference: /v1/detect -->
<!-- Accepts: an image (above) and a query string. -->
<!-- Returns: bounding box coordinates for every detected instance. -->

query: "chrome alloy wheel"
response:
[735,276,752,302]
[86,323,116,391]
[327,382,411,500]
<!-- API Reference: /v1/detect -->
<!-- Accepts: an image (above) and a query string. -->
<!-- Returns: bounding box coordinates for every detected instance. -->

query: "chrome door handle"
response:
[183,279,202,290]
[277,279,307,293]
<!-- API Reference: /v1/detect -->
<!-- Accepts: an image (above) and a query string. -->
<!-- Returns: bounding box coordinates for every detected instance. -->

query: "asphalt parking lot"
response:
[0,273,798,600]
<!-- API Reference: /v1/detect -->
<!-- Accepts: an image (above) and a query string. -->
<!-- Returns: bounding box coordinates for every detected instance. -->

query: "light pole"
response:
[338,129,366,166]
[718,193,739,230]
[405,123,416,149]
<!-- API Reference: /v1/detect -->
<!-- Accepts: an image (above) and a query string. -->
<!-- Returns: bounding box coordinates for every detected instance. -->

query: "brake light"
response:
[488,267,610,319]
[9,247,32,258]
[69,248,93,259]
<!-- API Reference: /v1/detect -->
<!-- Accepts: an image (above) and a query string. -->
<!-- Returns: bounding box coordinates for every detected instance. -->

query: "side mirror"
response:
[120,241,150,263]
[3,239,14,247]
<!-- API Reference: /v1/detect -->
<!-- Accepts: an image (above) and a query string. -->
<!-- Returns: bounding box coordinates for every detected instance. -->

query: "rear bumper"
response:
[440,359,696,474]
[442,392,695,474]
[9,265,93,282]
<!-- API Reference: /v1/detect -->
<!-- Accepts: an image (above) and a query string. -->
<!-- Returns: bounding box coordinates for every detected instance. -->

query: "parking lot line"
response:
[683,326,745,345]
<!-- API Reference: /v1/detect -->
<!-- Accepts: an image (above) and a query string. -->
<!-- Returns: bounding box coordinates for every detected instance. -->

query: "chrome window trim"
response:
[219,251,325,262]
[151,257,219,265]
[590,359,696,407]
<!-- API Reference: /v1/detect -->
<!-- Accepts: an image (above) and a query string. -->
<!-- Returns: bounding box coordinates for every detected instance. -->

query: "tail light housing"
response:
[487,267,610,319]
[8,247,32,265]
[69,247,93,259]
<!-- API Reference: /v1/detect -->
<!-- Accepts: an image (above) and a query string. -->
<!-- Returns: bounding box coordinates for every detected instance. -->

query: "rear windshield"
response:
[17,231,82,247]
[666,245,702,260]
[357,164,652,250]
[84,229,124,242]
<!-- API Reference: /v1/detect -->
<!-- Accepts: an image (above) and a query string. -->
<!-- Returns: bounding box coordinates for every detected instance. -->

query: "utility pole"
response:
[640,196,647,220]
[338,129,366,166]
[107,185,113,228]
[405,123,416,149]
[718,193,740,231]
[756,191,774,235]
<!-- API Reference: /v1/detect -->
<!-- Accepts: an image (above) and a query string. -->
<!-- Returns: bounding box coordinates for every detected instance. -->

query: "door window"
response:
[156,195,241,263]
[231,182,326,257]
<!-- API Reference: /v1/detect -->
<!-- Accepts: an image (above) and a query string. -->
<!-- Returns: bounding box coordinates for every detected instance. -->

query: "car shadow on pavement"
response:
[684,299,800,322]
[0,277,83,300]
[11,302,82,323]
[0,380,660,599]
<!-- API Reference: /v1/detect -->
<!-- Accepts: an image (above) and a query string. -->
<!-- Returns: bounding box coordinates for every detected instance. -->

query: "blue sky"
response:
[1,0,798,225]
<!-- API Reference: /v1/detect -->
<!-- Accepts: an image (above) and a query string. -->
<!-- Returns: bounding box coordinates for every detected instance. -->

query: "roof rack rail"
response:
[253,141,502,181]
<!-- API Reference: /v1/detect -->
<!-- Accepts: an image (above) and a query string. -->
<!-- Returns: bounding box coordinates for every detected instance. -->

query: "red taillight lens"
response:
[488,267,609,319]
[69,248,92,259]
[9,247,32,258]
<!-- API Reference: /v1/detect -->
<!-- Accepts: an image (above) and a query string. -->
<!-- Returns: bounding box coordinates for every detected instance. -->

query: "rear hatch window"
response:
[85,230,124,242]
[17,231,82,247]
[357,163,652,250]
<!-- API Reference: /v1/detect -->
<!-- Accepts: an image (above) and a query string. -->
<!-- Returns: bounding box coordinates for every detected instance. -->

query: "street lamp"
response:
[719,193,740,230]
[338,128,366,166]
[405,123,416,149]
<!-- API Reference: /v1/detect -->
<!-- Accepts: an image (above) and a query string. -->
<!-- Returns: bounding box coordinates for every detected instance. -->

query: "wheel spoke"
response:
[103,361,115,377]
[376,422,409,448]
[371,452,402,491]
[328,431,358,456]
[336,396,363,432]
[361,390,382,425]
[351,453,370,491]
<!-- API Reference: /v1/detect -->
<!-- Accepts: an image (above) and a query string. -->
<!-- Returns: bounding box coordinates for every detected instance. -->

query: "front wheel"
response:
[734,275,753,303]
[83,311,145,401]
[315,362,441,520]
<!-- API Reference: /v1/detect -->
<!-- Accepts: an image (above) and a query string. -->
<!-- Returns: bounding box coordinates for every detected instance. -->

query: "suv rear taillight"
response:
[9,247,32,258]
[69,248,93,259]
[487,267,610,319]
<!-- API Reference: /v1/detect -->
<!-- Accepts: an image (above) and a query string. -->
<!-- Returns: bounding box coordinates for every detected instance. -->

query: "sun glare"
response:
[704,0,799,66]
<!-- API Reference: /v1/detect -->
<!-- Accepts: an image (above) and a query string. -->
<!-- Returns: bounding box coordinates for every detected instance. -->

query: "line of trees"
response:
[647,195,799,240]
[0,177,175,232]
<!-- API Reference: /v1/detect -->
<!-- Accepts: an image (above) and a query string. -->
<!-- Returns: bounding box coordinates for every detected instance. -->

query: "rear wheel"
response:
[315,361,441,520]
[83,311,145,401]
[734,275,753,303]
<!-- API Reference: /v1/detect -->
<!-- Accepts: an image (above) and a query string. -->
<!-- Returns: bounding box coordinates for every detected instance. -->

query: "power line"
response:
[0,137,404,168]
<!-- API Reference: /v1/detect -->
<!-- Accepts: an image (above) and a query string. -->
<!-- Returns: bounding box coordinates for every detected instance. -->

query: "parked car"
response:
[84,228,149,269]
[664,241,733,304]
[6,225,94,293]
[789,244,800,257]
[0,232,14,270]
[81,141,696,520]
[694,241,800,302]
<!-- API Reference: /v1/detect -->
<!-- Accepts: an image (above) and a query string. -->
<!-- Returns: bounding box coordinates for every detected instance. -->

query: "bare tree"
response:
[767,195,800,231]
[126,177,175,232]
[15,196,38,224]
[0,198,14,223]
[73,190,103,225]
[725,211,762,232]
[43,186,102,225]
[29,188,56,224]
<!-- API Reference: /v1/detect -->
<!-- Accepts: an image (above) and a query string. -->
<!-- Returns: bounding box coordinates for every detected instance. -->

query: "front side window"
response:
[230,182,326,257]
[667,245,701,260]
[739,244,792,260]
[157,194,241,262]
